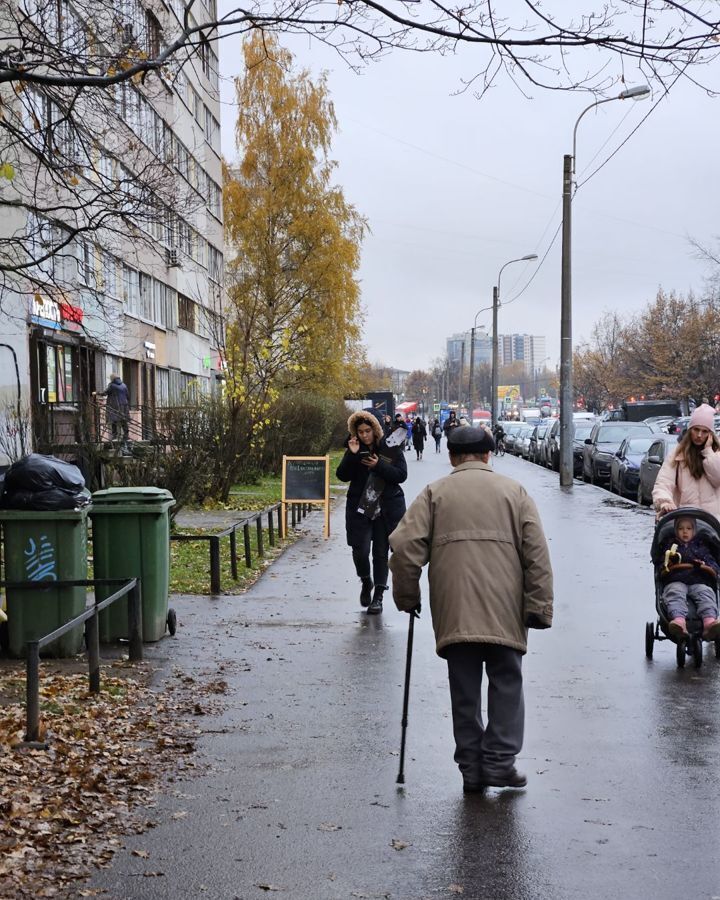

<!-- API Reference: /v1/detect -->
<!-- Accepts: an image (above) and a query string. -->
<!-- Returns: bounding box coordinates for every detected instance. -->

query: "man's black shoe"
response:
[481,768,527,789]
[359,578,373,608]
[367,588,384,615]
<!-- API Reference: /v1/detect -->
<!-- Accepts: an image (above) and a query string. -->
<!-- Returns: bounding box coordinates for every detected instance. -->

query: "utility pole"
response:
[491,286,499,428]
[559,153,574,488]
[468,328,475,416]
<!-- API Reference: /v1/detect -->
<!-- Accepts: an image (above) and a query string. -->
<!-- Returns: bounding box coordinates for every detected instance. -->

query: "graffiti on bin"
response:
[24,535,58,581]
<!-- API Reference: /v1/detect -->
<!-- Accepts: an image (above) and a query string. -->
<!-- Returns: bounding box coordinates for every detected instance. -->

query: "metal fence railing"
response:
[0,578,141,744]
[171,501,314,595]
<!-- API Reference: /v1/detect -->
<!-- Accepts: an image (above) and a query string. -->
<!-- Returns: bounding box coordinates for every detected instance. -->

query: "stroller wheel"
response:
[676,640,686,669]
[645,621,655,659]
[692,634,703,669]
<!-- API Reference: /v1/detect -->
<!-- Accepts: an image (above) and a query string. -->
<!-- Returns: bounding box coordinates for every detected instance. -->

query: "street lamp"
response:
[558,84,650,487]
[468,305,492,417]
[491,254,538,429]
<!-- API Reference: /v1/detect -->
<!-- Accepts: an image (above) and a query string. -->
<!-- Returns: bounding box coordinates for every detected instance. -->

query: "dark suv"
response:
[582,422,655,486]
[546,419,594,475]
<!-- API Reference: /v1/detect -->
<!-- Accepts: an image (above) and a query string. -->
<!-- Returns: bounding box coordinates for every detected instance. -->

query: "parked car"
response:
[582,422,655,486]
[667,416,690,435]
[637,433,679,506]
[609,435,656,499]
[519,426,534,459]
[546,419,595,474]
[502,422,526,454]
[529,421,551,464]
[643,415,675,432]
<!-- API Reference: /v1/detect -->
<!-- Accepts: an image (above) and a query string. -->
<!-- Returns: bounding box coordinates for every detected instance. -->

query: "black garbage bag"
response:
[1,454,90,510]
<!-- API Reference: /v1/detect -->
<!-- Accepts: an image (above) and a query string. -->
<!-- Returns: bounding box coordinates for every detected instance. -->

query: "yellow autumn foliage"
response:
[223,32,367,426]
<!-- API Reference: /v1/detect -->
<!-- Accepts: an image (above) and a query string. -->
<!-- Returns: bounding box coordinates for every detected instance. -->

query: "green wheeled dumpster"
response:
[0,508,89,658]
[90,487,176,643]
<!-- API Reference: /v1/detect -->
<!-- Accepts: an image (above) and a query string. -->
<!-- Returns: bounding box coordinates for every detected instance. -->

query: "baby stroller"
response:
[645,506,720,668]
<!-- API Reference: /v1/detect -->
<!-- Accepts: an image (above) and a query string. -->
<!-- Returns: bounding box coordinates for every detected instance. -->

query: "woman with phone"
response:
[336,412,407,614]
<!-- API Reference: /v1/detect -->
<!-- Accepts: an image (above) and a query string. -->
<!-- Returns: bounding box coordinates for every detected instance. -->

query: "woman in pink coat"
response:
[653,404,720,518]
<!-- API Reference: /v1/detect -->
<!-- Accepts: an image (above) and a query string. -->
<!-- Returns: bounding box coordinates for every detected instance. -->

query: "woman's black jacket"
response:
[336,438,407,545]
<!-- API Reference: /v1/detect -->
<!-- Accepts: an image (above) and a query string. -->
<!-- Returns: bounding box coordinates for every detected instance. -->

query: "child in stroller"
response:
[649,508,720,668]
[658,513,720,641]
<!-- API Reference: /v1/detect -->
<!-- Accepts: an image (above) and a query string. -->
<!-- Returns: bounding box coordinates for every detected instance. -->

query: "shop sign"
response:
[31,294,61,329]
[144,341,155,360]
[59,302,83,332]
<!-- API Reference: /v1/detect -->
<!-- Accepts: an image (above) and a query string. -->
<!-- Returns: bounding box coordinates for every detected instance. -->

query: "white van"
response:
[521,408,542,422]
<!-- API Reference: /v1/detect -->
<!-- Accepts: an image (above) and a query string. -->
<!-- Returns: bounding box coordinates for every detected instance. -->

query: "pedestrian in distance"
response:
[431,417,443,453]
[653,404,720,519]
[659,515,720,642]
[94,373,130,448]
[382,414,393,437]
[404,416,413,450]
[389,425,553,792]
[443,410,459,440]
[336,412,407,615]
[412,416,427,461]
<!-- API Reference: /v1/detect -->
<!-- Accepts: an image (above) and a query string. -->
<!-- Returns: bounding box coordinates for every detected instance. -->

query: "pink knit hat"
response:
[689,403,715,431]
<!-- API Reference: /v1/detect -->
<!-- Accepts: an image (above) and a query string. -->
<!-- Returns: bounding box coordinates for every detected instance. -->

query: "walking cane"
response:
[396,611,416,784]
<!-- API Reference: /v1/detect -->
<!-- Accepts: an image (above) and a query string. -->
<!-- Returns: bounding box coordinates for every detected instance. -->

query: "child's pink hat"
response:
[689,404,715,431]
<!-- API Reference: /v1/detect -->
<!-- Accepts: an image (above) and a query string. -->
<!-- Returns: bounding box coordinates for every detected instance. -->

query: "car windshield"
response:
[599,426,648,442]
[626,437,654,453]
[574,424,593,438]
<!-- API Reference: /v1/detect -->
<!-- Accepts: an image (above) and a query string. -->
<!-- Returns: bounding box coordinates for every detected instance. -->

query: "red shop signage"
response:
[59,302,84,328]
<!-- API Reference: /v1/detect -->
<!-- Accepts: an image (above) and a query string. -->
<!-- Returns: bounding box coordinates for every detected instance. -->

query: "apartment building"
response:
[446,330,493,367]
[0,0,225,456]
[499,334,547,375]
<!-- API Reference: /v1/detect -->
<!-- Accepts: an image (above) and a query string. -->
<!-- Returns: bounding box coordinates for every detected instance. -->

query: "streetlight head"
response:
[618,85,650,101]
[522,254,539,261]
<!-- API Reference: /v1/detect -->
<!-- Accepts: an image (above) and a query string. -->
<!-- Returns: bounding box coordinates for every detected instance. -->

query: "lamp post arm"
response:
[572,96,621,174]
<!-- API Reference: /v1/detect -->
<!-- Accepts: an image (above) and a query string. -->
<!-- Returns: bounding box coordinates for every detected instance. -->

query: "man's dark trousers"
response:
[445,642,524,783]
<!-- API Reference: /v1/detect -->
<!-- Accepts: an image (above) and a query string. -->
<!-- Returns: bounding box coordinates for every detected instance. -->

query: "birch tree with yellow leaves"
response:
[223,32,366,452]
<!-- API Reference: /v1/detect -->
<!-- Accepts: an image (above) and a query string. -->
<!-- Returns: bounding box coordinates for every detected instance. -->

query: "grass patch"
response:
[170,523,289,595]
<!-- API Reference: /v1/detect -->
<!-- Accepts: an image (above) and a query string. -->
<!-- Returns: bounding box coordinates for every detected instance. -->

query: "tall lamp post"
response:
[491,254,538,428]
[468,305,492,417]
[559,84,650,487]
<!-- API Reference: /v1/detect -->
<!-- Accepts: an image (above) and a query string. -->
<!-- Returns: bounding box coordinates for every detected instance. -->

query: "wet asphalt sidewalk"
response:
[90,448,720,900]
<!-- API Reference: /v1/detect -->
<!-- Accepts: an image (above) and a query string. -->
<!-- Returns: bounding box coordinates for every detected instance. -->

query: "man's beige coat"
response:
[389,461,553,656]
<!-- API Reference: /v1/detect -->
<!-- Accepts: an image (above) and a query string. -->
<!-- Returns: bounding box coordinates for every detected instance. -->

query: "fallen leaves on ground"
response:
[390,838,411,851]
[0,665,223,898]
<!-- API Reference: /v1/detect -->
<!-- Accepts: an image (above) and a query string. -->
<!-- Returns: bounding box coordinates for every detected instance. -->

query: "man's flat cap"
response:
[446,425,495,454]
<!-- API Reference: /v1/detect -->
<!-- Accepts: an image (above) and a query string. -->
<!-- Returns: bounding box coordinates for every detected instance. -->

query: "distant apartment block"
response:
[446,330,493,367]
[499,334,547,375]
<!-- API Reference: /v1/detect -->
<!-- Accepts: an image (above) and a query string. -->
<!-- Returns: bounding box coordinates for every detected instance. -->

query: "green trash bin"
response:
[90,487,176,643]
[0,508,89,658]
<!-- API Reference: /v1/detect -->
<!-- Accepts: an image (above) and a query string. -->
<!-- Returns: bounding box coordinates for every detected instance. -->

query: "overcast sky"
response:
[216,21,720,375]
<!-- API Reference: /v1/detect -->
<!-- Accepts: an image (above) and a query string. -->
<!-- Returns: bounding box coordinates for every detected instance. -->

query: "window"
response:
[156,367,169,406]
[145,10,161,58]
[41,343,75,404]
[208,244,223,283]
[76,240,96,288]
[178,294,195,332]
[102,251,119,297]
[204,107,219,150]
[122,264,140,316]
[208,179,221,218]
[178,218,192,256]
[139,272,153,320]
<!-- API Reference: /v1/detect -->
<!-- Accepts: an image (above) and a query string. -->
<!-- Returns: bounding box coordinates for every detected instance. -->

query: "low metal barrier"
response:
[0,578,141,743]
[170,501,313,594]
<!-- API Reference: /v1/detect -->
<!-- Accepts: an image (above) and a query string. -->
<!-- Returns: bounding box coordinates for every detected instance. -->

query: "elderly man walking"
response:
[389,425,553,792]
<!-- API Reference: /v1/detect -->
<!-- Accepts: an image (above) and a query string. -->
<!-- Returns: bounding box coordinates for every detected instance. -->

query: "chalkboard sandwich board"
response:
[281,456,330,538]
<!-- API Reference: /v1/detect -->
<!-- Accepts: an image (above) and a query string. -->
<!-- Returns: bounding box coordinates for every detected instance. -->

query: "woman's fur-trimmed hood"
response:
[347,411,384,442]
